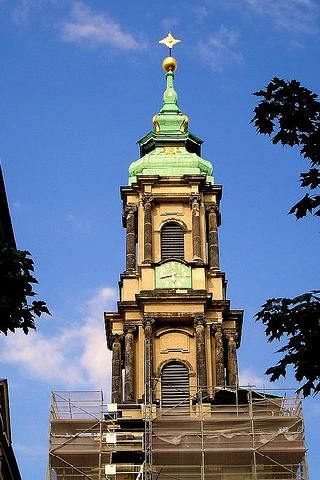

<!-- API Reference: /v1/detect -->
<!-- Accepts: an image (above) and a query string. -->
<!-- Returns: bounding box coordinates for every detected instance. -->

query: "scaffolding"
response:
[47,387,308,480]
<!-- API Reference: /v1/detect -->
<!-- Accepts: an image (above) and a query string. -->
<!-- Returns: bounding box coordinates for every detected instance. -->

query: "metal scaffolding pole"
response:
[248,388,258,480]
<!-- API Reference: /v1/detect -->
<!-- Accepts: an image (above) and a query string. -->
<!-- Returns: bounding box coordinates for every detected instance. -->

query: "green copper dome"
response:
[128,58,214,185]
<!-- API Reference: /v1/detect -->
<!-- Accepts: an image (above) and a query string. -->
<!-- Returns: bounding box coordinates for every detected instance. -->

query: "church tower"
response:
[105,34,243,408]
[47,35,308,480]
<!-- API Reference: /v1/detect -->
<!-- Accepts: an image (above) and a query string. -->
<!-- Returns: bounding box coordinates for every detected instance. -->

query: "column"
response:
[142,195,153,263]
[225,329,238,387]
[213,324,225,388]
[124,324,136,402]
[194,315,207,396]
[143,317,154,403]
[123,205,137,271]
[111,334,123,404]
[206,203,220,270]
[190,194,202,262]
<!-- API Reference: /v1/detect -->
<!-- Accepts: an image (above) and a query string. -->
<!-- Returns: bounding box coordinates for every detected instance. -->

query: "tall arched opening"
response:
[161,361,190,409]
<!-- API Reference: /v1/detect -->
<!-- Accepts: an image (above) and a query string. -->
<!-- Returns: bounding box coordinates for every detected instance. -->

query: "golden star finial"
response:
[159,32,181,53]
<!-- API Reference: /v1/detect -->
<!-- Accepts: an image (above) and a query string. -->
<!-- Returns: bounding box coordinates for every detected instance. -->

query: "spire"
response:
[161,70,180,114]
[152,33,189,135]
[128,34,214,185]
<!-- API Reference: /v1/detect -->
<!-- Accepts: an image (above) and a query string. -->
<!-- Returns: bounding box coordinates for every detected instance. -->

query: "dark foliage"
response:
[256,292,320,397]
[0,243,50,335]
[252,77,320,218]
[252,78,320,396]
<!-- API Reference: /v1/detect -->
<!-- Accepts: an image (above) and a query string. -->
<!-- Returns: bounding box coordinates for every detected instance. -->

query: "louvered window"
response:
[161,362,189,408]
[161,222,184,259]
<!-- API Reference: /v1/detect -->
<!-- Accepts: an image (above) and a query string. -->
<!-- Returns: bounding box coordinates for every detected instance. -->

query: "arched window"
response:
[161,222,184,260]
[161,361,189,408]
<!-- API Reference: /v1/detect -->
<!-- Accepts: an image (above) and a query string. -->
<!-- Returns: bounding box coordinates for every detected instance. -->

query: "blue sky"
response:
[0,0,319,478]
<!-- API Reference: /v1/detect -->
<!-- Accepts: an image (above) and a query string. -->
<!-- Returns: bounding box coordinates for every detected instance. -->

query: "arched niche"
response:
[160,360,190,408]
[160,221,185,260]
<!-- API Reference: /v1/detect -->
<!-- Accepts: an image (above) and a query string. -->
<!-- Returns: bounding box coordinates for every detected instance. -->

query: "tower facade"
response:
[105,47,242,407]
[48,37,308,480]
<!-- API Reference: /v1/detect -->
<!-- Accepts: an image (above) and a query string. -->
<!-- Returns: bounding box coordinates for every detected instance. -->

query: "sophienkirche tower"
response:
[105,32,242,408]
[48,34,308,480]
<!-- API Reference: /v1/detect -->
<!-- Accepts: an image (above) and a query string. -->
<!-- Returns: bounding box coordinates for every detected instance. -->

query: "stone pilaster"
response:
[142,194,153,263]
[212,324,225,388]
[206,203,220,270]
[124,323,136,402]
[142,317,155,403]
[123,204,137,271]
[225,329,238,387]
[190,194,202,262]
[111,334,123,404]
[194,315,207,395]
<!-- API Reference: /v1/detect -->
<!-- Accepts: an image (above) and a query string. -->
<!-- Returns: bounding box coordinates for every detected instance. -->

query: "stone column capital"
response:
[212,323,223,335]
[142,193,154,206]
[111,332,124,343]
[142,316,155,332]
[194,314,206,328]
[124,323,137,335]
[205,202,219,215]
[123,203,137,220]
[224,328,238,342]
[189,192,201,207]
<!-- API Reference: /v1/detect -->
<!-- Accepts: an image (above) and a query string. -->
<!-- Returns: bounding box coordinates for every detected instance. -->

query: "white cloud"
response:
[12,0,59,24]
[233,0,318,34]
[160,17,179,31]
[60,1,140,50]
[0,287,116,389]
[12,200,32,212]
[239,368,268,387]
[65,212,89,231]
[12,0,39,23]
[197,25,243,71]
[193,5,209,24]
[15,442,47,457]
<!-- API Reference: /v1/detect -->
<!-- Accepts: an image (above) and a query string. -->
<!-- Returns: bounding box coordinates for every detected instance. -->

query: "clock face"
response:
[155,261,192,289]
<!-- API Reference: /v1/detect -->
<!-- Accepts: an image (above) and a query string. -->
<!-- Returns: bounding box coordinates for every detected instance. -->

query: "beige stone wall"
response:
[119,178,226,300]
[105,176,242,403]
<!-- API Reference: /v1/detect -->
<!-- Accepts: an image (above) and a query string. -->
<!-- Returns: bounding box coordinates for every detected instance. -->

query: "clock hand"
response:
[160,273,174,279]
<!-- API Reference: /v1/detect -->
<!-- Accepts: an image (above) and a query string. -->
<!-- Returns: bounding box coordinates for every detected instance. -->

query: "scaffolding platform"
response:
[47,388,308,480]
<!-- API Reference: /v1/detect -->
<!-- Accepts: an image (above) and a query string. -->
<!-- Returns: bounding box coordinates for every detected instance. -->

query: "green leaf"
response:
[0,242,50,335]
[256,291,320,397]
